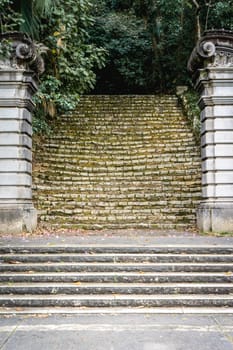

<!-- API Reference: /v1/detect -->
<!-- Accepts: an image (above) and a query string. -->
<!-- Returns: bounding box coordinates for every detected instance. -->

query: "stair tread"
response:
[1,271,232,276]
[0,282,232,287]
[1,262,233,266]
[0,307,232,315]
[1,253,233,257]
[0,294,233,299]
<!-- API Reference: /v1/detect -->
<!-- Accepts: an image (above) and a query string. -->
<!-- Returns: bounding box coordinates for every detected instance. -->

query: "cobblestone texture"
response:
[33,95,201,230]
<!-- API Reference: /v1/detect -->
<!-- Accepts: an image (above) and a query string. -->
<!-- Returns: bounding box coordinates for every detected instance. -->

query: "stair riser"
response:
[1,247,233,254]
[1,299,232,308]
[1,286,233,295]
[2,275,233,283]
[1,266,232,273]
[36,223,196,230]
[37,148,198,156]
[1,256,233,263]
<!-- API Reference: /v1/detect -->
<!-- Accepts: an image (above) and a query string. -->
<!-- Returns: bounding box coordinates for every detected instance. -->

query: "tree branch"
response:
[205,0,212,30]
[191,0,201,39]
[191,0,200,10]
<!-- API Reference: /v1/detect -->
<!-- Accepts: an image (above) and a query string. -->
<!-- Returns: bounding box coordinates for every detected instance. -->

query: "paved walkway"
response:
[1,229,233,246]
[0,314,233,349]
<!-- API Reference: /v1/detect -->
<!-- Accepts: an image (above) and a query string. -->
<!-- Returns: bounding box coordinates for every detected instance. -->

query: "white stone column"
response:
[0,32,44,233]
[188,29,233,233]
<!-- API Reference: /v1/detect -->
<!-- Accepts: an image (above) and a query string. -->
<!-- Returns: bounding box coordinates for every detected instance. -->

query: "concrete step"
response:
[34,173,200,183]
[1,245,232,254]
[35,155,199,164]
[1,272,232,283]
[45,138,195,145]
[38,145,198,153]
[34,183,200,192]
[1,243,232,311]
[36,214,199,225]
[0,283,232,295]
[1,294,233,308]
[36,153,200,162]
[35,194,200,202]
[1,262,233,273]
[1,253,233,263]
[34,223,197,230]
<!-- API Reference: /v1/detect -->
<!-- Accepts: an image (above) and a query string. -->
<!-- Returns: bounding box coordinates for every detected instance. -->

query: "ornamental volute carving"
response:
[0,32,45,75]
[188,29,233,74]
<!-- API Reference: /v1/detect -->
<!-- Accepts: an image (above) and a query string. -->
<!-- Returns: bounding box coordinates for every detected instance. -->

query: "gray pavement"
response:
[1,231,233,246]
[0,314,233,349]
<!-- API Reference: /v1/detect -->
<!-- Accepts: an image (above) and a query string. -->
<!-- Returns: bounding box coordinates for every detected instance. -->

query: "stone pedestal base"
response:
[0,206,37,234]
[197,202,233,233]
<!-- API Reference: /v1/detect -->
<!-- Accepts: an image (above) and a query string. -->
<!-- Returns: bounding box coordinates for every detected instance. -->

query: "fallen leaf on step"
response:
[74,281,82,285]
[36,314,49,318]
[8,261,21,264]
[225,271,233,276]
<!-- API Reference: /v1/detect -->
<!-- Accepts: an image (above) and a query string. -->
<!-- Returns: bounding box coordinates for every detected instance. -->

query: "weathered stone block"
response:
[0,119,32,134]
[0,133,32,147]
[0,159,32,173]
[197,203,233,233]
[0,107,32,122]
[0,146,31,160]
[0,206,37,234]
[0,186,32,199]
[0,173,31,186]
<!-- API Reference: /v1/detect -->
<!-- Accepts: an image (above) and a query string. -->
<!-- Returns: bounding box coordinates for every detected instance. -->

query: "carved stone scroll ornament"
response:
[187,29,233,74]
[0,32,45,75]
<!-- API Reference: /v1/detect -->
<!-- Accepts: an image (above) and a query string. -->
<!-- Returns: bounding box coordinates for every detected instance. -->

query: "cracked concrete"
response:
[0,314,233,350]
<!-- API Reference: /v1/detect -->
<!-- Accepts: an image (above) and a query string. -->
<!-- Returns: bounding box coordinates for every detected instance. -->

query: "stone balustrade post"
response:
[0,32,44,234]
[188,29,233,233]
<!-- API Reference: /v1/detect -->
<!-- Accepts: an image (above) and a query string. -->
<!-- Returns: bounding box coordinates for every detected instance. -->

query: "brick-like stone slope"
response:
[33,95,201,230]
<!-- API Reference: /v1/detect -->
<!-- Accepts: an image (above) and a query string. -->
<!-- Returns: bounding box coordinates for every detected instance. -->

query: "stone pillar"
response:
[0,32,44,234]
[188,29,233,233]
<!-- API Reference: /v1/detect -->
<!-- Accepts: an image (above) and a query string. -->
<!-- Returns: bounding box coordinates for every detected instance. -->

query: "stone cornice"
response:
[0,98,36,112]
[0,32,45,76]
[198,96,233,109]
[188,29,233,75]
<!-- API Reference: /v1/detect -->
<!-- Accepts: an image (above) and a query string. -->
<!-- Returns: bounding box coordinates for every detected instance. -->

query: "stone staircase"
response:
[0,243,233,313]
[33,95,201,230]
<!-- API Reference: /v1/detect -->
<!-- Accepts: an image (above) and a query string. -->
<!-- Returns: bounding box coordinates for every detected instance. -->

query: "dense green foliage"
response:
[0,0,232,132]
[178,89,201,141]
[0,0,23,33]
[0,0,106,131]
[91,0,233,93]
[34,0,106,119]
